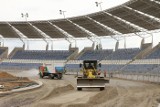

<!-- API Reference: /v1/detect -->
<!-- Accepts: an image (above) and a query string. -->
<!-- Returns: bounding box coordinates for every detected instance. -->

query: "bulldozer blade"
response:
[77,78,109,88]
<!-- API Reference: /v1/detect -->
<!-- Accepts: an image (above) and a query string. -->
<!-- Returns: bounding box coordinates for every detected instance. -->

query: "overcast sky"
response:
[0,0,159,52]
[0,0,128,21]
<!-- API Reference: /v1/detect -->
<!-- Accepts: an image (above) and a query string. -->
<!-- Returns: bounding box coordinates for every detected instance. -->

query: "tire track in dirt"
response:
[1,72,160,107]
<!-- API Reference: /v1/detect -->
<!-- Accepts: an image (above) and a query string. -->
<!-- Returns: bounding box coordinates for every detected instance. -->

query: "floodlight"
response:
[21,13,29,21]
[95,2,98,7]
[59,10,62,14]
[59,10,66,18]
[26,13,29,17]
[95,2,103,11]
[21,13,24,17]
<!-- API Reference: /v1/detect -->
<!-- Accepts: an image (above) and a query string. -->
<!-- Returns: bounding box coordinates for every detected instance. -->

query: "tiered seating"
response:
[145,48,160,59]
[0,62,41,70]
[106,48,141,60]
[101,64,159,74]
[65,64,80,71]
[78,49,113,60]
[151,66,160,74]
[122,64,159,73]
[65,64,125,73]
[0,48,6,55]
[101,64,124,72]
[10,50,74,60]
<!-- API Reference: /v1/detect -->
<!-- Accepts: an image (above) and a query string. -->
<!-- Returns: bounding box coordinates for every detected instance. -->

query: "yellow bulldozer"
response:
[77,60,109,91]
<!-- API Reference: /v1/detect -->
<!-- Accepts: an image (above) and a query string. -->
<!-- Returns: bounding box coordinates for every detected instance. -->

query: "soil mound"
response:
[0,72,38,92]
[41,84,74,100]
[0,72,16,79]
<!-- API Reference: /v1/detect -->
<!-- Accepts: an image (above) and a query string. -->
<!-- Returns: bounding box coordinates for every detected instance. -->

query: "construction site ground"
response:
[0,69,160,107]
[0,72,38,92]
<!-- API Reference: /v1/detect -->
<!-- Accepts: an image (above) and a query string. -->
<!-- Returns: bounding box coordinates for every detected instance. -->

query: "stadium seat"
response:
[10,50,74,60]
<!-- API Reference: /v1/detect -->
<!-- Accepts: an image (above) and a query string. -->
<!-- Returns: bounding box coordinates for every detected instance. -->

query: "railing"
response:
[112,73,160,83]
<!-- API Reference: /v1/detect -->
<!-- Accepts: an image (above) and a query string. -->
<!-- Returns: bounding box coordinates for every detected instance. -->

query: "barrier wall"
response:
[113,73,160,83]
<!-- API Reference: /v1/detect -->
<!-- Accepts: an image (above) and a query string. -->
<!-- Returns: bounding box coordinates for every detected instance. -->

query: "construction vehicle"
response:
[77,60,109,91]
[39,63,64,79]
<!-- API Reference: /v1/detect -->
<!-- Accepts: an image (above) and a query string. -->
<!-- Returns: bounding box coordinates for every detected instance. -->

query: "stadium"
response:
[0,0,160,107]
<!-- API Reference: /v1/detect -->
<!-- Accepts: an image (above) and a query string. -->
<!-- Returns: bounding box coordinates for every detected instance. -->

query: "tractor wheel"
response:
[100,87,105,91]
[77,88,82,91]
[50,75,54,79]
[39,72,43,78]
[57,73,62,79]
[49,74,54,79]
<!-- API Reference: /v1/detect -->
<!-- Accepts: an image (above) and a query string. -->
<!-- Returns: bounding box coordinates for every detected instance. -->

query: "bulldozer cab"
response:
[83,60,97,70]
[80,60,101,69]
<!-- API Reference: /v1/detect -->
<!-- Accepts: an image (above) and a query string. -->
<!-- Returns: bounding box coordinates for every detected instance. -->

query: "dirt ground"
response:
[0,70,160,107]
[0,72,37,92]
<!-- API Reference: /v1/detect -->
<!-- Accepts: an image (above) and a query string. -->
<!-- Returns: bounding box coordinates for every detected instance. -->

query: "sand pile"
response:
[40,84,74,100]
[0,72,16,79]
[0,72,38,92]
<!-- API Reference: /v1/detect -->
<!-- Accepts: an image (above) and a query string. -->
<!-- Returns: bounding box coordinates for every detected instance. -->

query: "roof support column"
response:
[85,16,122,50]
[103,11,152,46]
[28,23,51,50]
[145,0,160,7]
[7,22,28,50]
[124,6,159,45]
[125,6,160,28]
[85,16,122,40]
[103,11,147,32]
[66,19,101,49]
[0,35,4,47]
[48,21,77,48]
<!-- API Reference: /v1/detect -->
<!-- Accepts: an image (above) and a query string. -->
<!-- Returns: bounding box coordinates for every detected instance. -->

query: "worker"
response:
[104,70,106,78]
[88,69,95,78]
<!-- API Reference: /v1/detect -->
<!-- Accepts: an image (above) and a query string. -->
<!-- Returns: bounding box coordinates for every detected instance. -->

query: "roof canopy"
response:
[0,0,160,39]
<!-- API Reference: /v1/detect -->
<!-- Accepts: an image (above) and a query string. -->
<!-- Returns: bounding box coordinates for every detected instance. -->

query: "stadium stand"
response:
[146,50,160,59]
[77,49,113,60]
[0,62,41,70]
[0,47,8,59]
[101,64,124,72]
[0,0,160,75]
[0,48,5,55]
[65,64,80,71]
[151,66,160,74]
[77,48,141,60]
[9,50,74,60]
[122,64,159,74]
[106,48,141,60]
[145,48,160,59]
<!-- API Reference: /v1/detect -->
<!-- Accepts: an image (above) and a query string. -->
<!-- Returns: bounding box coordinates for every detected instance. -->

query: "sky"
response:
[0,0,160,52]
[0,0,128,21]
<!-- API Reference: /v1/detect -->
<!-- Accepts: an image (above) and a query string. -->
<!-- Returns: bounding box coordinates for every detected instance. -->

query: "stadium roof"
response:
[0,0,160,39]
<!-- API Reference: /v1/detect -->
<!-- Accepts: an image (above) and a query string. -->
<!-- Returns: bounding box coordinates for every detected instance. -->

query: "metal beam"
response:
[48,21,76,47]
[124,6,158,44]
[7,22,28,49]
[151,0,160,5]
[66,19,101,45]
[124,6,160,28]
[85,16,122,41]
[28,22,52,50]
[103,11,154,41]
[104,11,147,32]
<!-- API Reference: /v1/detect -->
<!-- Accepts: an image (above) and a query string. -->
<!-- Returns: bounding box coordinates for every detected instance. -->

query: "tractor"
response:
[77,60,109,91]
